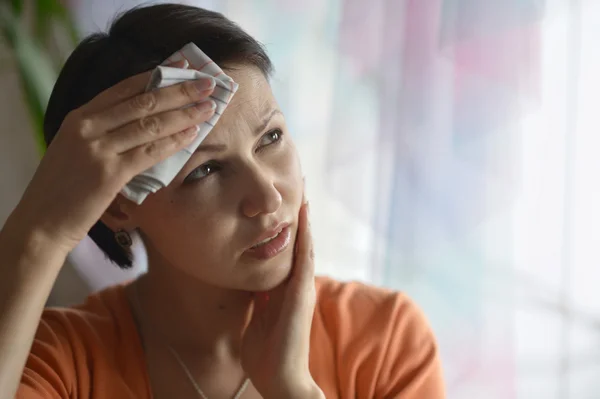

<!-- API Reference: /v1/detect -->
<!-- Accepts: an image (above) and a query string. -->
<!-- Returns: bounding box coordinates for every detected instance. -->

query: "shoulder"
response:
[314,276,429,336]
[312,276,445,398]
[38,283,128,349]
[19,284,131,398]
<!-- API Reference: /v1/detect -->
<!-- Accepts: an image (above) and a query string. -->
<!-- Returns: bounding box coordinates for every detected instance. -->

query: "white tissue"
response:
[120,42,239,204]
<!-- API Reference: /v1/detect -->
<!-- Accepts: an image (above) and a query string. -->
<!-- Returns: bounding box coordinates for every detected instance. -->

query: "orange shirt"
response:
[17,277,444,398]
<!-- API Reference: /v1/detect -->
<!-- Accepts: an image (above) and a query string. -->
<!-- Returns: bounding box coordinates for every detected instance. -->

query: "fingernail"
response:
[194,78,216,92]
[181,59,189,69]
[182,125,199,138]
[196,100,216,113]
[302,177,307,203]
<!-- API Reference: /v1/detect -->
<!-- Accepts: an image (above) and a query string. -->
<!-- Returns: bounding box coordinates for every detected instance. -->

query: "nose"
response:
[240,166,282,218]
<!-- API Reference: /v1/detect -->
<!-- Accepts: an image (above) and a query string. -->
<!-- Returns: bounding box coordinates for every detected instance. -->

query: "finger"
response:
[91,76,216,135]
[253,201,313,322]
[287,202,315,297]
[276,202,315,334]
[83,69,155,115]
[82,58,189,117]
[166,59,189,69]
[105,100,216,154]
[120,125,199,173]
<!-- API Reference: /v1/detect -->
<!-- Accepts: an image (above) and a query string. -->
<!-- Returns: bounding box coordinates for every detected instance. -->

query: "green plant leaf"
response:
[25,1,77,76]
[35,0,79,57]
[54,5,79,46]
[10,0,23,15]
[35,0,69,38]
[35,0,51,40]
[0,3,58,154]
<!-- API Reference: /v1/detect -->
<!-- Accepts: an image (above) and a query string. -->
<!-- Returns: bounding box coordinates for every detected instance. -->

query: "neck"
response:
[132,263,254,359]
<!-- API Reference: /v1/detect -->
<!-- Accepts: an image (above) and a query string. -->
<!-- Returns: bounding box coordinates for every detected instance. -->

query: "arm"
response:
[0,58,216,398]
[0,216,69,398]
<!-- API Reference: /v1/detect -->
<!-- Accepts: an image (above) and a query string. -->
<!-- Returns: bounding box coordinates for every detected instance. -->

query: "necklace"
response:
[132,280,251,399]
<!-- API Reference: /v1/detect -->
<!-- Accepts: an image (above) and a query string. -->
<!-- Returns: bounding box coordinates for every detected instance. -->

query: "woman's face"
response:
[130,65,303,291]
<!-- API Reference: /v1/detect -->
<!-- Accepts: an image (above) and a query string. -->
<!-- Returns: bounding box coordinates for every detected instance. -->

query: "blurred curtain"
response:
[66,0,600,398]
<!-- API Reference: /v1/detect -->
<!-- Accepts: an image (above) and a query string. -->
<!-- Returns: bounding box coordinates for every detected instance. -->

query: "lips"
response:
[249,222,288,248]
[245,223,291,260]
[251,229,283,248]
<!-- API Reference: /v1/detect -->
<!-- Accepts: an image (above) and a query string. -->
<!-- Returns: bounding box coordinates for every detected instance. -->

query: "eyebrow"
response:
[254,108,283,137]
[194,108,283,154]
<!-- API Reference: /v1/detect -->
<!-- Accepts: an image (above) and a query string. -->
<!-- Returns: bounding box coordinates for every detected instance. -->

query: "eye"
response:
[257,128,283,150]
[184,161,221,183]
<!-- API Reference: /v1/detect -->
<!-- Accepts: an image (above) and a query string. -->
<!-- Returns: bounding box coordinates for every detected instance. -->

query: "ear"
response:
[100,195,139,231]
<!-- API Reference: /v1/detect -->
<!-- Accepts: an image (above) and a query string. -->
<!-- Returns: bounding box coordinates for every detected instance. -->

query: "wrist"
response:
[1,211,71,264]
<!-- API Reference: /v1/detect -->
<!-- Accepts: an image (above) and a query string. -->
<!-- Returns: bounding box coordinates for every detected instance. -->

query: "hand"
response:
[9,60,216,252]
[241,200,324,399]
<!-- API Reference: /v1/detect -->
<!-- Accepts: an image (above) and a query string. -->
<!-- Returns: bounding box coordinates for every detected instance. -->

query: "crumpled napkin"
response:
[120,42,239,204]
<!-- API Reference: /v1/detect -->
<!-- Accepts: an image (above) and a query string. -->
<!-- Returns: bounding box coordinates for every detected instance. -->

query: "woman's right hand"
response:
[8,61,216,253]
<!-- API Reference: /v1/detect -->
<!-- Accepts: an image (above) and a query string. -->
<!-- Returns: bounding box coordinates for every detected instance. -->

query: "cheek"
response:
[136,199,238,265]
[278,142,303,197]
[136,196,228,244]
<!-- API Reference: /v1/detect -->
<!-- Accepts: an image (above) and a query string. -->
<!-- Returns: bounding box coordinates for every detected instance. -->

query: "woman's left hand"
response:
[241,200,324,399]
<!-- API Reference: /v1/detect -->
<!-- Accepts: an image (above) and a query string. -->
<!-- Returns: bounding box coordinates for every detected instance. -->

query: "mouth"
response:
[245,223,291,260]
[251,231,282,248]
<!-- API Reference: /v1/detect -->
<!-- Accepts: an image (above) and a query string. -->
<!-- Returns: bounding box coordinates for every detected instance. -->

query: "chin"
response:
[241,251,295,292]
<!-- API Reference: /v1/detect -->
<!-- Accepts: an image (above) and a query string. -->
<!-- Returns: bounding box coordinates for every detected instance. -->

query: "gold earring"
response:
[114,229,132,249]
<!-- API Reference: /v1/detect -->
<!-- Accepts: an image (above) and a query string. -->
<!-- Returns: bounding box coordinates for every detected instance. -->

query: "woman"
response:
[0,4,444,398]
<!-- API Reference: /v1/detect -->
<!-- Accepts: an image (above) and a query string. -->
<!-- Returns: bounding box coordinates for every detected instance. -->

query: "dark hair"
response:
[44,4,273,268]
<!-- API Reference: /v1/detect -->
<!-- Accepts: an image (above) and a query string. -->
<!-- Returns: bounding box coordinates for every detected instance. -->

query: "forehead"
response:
[209,65,277,136]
